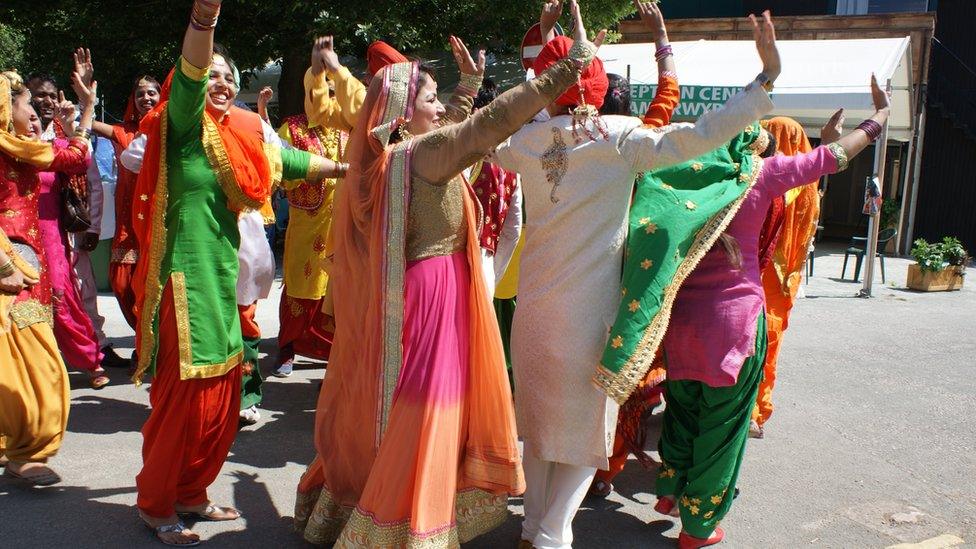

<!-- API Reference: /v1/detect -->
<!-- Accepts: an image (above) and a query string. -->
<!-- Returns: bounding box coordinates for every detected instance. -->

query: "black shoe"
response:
[101,346,131,369]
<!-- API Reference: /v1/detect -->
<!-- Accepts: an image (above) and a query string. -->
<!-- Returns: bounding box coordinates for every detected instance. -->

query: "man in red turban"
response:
[366,41,408,79]
[533,35,609,111]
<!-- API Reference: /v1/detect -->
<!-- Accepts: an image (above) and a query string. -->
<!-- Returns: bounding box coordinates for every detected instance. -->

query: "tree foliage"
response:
[0,0,633,120]
[0,23,26,69]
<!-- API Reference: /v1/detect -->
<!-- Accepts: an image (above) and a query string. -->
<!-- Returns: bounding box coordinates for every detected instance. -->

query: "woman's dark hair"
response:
[717,233,743,270]
[416,63,437,91]
[474,77,498,110]
[601,73,631,116]
[760,132,778,158]
[132,74,161,93]
[212,43,239,84]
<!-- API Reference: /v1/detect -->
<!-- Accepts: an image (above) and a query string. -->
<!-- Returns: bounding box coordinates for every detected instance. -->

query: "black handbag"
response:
[60,175,92,233]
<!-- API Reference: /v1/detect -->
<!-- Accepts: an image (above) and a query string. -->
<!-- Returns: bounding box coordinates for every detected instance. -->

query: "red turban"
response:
[533,36,608,110]
[367,41,409,78]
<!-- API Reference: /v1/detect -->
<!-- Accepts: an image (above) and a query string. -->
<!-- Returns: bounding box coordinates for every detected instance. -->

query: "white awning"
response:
[599,37,913,141]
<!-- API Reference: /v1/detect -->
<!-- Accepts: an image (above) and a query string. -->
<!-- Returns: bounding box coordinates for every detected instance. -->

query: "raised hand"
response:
[450,35,486,77]
[541,0,564,42]
[871,73,890,112]
[311,36,341,76]
[820,108,845,145]
[257,86,274,123]
[634,0,668,44]
[73,48,94,89]
[71,70,98,106]
[568,0,608,49]
[54,91,77,131]
[749,10,780,83]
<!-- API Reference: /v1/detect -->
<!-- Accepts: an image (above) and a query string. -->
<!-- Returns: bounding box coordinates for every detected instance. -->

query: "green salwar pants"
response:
[657,313,767,539]
[240,335,263,410]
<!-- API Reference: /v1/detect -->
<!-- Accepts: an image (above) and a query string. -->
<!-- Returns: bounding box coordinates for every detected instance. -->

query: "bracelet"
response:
[754,72,774,92]
[196,0,221,10]
[856,119,883,142]
[336,163,349,178]
[0,260,15,278]
[75,127,92,140]
[655,44,673,61]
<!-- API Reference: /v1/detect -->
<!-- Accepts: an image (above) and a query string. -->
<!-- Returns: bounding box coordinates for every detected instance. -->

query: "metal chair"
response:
[841,228,897,283]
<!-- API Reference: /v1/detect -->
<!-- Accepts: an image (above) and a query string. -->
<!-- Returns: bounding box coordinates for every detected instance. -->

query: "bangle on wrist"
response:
[655,44,673,61]
[75,127,92,140]
[0,261,15,278]
[856,119,883,142]
[754,72,774,92]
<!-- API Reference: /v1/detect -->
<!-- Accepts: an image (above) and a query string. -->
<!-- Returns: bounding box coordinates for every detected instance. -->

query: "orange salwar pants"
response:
[0,322,70,463]
[109,262,138,330]
[277,291,333,362]
[135,284,242,519]
[752,272,792,427]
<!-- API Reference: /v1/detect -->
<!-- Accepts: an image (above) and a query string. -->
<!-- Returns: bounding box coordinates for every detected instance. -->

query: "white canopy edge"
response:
[599,37,913,141]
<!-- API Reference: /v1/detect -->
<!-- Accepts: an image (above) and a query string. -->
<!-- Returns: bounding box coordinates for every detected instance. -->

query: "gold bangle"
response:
[0,261,15,278]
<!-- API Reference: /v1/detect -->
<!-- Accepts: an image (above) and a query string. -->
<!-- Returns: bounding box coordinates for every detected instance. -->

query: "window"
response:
[837,0,931,14]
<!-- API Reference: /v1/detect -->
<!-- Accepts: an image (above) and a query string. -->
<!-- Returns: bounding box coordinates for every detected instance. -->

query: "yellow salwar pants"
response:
[0,322,70,463]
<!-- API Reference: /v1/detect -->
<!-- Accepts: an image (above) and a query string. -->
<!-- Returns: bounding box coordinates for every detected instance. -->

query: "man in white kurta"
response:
[493,60,775,549]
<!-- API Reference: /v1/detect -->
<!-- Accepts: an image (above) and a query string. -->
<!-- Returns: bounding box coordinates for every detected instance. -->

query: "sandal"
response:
[176,503,241,522]
[587,479,613,498]
[653,495,680,517]
[141,517,200,547]
[90,373,110,390]
[3,463,62,486]
[678,526,725,549]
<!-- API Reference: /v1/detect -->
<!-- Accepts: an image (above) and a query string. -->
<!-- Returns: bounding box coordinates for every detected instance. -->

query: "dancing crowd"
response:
[0,0,891,547]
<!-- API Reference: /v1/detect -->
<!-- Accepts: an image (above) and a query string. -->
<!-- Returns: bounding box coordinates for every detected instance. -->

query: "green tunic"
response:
[154,60,312,380]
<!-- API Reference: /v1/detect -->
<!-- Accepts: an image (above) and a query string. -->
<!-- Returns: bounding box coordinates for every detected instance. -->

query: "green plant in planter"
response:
[911,237,970,273]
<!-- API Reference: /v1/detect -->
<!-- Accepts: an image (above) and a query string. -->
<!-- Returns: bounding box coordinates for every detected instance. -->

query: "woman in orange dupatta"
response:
[750,116,823,437]
[294,26,602,546]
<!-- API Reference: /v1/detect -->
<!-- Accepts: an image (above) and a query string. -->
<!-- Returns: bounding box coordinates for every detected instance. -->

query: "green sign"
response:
[630,84,745,120]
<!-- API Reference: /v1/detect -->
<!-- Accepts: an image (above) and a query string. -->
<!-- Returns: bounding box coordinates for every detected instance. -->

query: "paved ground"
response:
[2,243,974,548]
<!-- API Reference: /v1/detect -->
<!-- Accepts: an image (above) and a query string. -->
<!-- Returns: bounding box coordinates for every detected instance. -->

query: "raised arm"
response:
[825,75,891,161]
[257,86,273,124]
[622,10,779,171]
[412,2,606,184]
[167,0,221,140]
[540,1,564,45]
[635,0,679,127]
[72,47,115,140]
[305,36,367,131]
[439,36,485,126]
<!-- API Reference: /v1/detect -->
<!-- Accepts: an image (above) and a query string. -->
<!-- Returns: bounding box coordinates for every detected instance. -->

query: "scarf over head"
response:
[761,116,820,297]
[533,36,608,110]
[366,41,409,78]
[0,74,56,169]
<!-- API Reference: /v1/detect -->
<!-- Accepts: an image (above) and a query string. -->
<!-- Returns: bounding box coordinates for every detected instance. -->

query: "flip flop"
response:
[3,464,62,486]
[141,519,200,547]
[176,503,241,522]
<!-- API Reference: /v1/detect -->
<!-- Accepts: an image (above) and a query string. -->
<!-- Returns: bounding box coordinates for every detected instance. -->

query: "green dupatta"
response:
[593,124,765,404]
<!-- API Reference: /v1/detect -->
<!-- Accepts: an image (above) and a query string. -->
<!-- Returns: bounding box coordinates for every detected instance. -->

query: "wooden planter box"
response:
[906,264,965,292]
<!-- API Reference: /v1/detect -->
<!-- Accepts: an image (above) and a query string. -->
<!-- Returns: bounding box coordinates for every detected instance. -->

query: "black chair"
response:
[806,225,825,284]
[841,228,897,283]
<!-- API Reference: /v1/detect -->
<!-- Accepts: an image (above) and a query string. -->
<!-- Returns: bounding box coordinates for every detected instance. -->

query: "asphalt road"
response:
[1,244,973,548]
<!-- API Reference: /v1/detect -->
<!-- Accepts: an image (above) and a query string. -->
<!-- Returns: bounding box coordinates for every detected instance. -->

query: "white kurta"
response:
[494,85,773,469]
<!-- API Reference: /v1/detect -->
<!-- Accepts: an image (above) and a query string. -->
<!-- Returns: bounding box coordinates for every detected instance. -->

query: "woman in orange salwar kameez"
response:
[294,25,603,547]
[750,116,823,438]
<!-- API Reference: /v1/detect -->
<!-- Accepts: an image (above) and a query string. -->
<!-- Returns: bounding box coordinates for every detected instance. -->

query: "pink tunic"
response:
[664,146,840,387]
[37,141,102,372]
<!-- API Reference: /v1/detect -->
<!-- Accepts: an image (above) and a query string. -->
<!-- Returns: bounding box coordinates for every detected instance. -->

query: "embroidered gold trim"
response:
[264,142,283,191]
[201,115,263,211]
[180,350,242,381]
[110,248,139,264]
[171,269,243,380]
[379,141,410,443]
[9,299,52,329]
[594,155,767,404]
[306,154,325,182]
[180,56,209,81]
[826,142,849,172]
[297,485,507,549]
[133,112,171,384]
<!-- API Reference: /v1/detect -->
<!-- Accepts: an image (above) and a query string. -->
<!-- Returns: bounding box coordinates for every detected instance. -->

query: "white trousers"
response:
[521,441,597,549]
